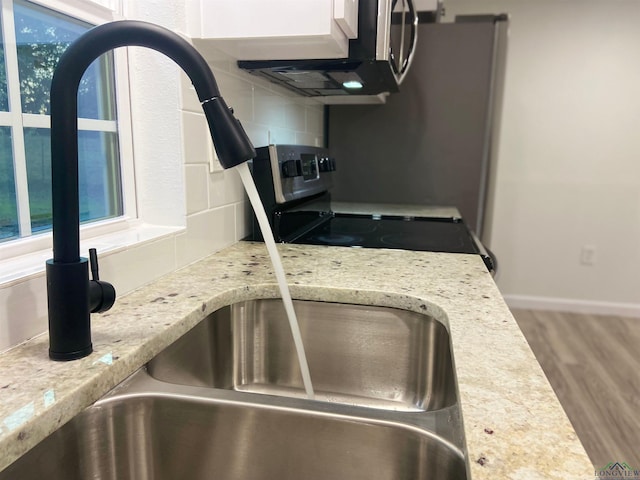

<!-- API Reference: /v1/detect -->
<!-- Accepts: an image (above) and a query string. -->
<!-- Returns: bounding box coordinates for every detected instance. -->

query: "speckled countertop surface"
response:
[0,241,593,478]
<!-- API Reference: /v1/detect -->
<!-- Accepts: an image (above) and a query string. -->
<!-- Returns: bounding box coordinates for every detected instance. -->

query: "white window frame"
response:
[0,0,137,262]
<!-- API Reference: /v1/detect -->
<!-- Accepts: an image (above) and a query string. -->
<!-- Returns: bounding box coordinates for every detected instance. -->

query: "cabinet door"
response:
[189,0,352,60]
[333,0,358,38]
[413,0,438,10]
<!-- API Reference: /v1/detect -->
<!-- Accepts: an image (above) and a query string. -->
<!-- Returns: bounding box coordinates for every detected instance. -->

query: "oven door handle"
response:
[469,231,497,274]
[280,211,335,244]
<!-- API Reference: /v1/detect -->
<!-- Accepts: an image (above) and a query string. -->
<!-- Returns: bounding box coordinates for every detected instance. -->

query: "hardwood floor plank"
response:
[511,309,640,469]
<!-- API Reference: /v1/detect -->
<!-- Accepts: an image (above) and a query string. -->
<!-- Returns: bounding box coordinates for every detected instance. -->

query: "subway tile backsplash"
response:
[180,59,325,214]
[178,55,325,268]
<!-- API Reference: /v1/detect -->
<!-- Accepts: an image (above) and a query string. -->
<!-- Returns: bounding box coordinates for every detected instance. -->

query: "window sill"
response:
[0,222,184,288]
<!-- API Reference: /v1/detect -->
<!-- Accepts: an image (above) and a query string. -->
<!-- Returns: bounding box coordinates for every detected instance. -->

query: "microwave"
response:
[237,0,422,97]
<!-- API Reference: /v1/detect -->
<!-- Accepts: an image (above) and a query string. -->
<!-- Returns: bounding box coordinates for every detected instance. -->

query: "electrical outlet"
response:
[208,143,223,173]
[580,245,597,266]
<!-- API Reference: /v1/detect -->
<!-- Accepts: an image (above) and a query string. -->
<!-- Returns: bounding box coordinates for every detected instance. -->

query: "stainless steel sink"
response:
[148,299,456,411]
[0,371,467,480]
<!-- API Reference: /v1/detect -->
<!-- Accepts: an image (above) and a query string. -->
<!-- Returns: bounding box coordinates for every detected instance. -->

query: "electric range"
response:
[247,145,495,272]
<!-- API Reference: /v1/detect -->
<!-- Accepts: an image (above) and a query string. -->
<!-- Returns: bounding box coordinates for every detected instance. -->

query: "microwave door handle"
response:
[389,0,405,76]
[399,1,406,70]
[398,0,418,84]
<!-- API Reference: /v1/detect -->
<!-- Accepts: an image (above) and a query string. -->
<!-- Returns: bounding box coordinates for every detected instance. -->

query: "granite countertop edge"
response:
[0,241,594,479]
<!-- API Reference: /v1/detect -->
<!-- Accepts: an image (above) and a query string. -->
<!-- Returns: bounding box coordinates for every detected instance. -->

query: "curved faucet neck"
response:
[46,20,255,361]
[50,20,222,263]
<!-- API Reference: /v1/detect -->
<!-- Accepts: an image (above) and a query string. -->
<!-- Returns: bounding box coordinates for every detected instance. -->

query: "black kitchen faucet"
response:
[46,20,255,360]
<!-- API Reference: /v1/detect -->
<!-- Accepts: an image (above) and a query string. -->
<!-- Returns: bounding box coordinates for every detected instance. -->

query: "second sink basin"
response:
[148,299,456,411]
[0,387,466,480]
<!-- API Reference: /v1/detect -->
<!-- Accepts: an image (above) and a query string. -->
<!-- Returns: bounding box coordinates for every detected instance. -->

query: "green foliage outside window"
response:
[0,0,122,243]
[0,128,18,240]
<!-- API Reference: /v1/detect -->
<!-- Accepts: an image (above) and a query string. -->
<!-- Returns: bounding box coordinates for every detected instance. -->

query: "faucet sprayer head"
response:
[202,97,255,168]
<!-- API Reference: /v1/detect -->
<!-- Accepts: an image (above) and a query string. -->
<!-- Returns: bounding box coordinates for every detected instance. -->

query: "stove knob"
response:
[319,157,335,172]
[281,159,302,178]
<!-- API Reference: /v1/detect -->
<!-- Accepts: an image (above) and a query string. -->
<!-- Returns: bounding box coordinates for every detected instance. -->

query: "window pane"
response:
[25,128,122,233]
[78,130,122,223]
[0,14,8,111]
[0,127,19,241]
[13,0,117,120]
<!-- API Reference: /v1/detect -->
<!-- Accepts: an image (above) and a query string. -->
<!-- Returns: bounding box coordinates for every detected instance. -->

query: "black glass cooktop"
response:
[289,214,480,254]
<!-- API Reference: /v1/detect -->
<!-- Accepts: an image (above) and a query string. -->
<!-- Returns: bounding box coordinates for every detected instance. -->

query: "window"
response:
[0,127,18,240]
[1,16,19,241]
[0,0,123,243]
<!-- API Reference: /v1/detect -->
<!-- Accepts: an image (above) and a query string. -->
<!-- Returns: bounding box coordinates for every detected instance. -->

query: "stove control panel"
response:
[281,159,302,178]
[252,145,335,204]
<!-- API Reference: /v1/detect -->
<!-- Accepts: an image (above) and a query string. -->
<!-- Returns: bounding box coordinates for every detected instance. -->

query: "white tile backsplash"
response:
[179,74,202,113]
[99,235,179,295]
[306,106,324,134]
[284,101,307,131]
[253,85,288,130]
[235,201,252,242]
[264,127,297,146]
[0,276,48,349]
[177,53,327,268]
[175,205,236,268]
[208,168,245,209]
[295,131,323,147]
[184,164,210,214]
[214,69,255,122]
[175,49,328,269]
[240,123,270,149]
[181,111,210,165]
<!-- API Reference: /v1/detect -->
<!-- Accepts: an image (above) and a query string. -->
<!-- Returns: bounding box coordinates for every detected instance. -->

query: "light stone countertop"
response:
[0,241,593,478]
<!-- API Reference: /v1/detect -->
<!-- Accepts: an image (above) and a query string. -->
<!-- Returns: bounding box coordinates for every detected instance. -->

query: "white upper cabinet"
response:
[186,0,360,60]
[413,0,438,11]
[333,0,358,38]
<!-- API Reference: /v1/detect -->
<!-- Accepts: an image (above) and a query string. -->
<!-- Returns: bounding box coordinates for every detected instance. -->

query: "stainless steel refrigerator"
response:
[327,15,508,236]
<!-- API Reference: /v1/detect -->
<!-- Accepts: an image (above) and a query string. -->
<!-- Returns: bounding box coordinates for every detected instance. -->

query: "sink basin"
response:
[0,391,466,480]
[148,299,456,411]
[0,299,468,479]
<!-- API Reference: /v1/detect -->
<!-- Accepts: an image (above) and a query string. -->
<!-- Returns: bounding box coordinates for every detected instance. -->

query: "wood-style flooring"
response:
[511,309,640,470]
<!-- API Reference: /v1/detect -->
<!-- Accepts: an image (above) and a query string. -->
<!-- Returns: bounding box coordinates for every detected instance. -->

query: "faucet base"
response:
[49,345,93,361]
[46,259,93,361]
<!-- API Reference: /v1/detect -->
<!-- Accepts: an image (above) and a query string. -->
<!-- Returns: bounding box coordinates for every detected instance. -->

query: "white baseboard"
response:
[503,294,640,318]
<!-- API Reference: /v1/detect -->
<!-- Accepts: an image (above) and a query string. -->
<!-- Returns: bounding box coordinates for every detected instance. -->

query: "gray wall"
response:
[443,0,640,315]
[328,20,498,232]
